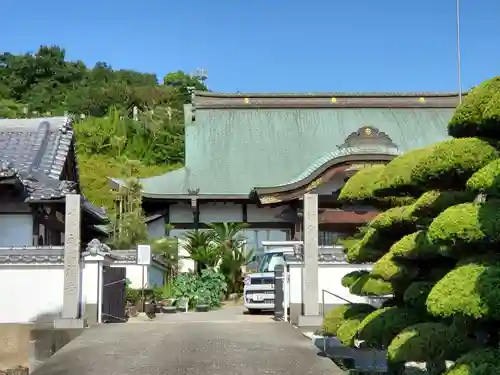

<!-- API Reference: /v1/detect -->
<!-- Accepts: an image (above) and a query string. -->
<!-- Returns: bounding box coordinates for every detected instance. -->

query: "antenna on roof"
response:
[191,68,208,86]
[456,0,462,103]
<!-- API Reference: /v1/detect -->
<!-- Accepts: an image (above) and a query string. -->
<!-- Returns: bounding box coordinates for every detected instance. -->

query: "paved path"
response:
[32,307,345,375]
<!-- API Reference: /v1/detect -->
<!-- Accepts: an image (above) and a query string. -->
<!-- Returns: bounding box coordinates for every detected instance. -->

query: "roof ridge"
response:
[195,91,465,98]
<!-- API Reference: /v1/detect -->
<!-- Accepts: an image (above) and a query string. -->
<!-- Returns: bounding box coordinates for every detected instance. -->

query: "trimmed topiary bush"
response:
[345,228,387,263]
[341,270,369,288]
[388,322,473,363]
[321,303,375,336]
[357,307,424,349]
[336,314,370,347]
[374,147,435,197]
[369,205,417,232]
[427,201,500,252]
[371,252,418,283]
[466,159,500,198]
[403,281,435,310]
[338,164,386,203]
[426,261,500,320]
[389,230,437,260]
[410,138,499,190]
[445,348,500,375]
[448,77,500,138]
[412,190,475,220]
[349,274,394,296]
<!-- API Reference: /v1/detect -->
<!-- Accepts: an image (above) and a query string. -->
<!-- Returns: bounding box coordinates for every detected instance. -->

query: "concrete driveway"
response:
[32,307,345,375]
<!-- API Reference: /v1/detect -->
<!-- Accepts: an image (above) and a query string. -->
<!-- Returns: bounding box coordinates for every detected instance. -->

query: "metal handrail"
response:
[321,289,355,318]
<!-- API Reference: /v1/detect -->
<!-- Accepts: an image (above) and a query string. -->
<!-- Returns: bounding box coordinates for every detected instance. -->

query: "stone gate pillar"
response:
[55,194,86,329]
[298,193,321,326]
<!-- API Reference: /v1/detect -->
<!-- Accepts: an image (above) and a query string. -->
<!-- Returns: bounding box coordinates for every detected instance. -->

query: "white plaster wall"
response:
[0,264,65,323]
[199,203,243,222]
[147,218,165,238]
[82,262,99,304]
[0,214,34,247]
[247,204,287,222]
[288,263,373,305]
[111,263,149,289]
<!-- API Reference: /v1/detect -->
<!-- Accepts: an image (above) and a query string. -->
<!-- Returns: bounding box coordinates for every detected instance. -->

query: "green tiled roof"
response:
[111,93,459,198]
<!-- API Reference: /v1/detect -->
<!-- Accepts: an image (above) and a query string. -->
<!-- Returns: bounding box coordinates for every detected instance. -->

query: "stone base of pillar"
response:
[297,314,322,328]
[54,318,87,329]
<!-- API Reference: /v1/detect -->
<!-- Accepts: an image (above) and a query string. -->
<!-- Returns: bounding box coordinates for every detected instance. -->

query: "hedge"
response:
[374,147,435,197]
[427,201,500,252]
[448,77,500,138]
[445,348,500,375]
[411,190,475,220]
[369,205,417,232]
[403,281,435,310]
[426,261,500,320]
[338,164,386,202]
[341,270,369,288]
[357,307,424,349]
[336,315,369,347]
[387,322,473,363]
[371,253,418,283]
[466,159,500,198]
[349,274,394,296]
[410,138,499,190]
[321,303,375,336]
[345,228,387,263]
[389,230,437,260]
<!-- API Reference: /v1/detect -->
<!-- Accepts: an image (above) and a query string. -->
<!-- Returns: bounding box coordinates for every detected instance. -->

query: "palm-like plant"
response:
[183,230,221,272]
[208,223,252,294]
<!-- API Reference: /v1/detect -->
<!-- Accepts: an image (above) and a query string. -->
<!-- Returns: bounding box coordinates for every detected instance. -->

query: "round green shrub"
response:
[374,147,435,197]
[389,230,437,260]
[427,201,500,252]
[412,190,475,220]
[466,159,500,198]
[357,306,424,349]
[341,270,369,288]
[371,253,418,283]
[448,77,500,138]
[410,138,499,190]
[445,348,500,375]
[388,322,473,363]
[321,303,375,336]
[369,205,417,232]
[426,261,500,320]
[403,281,435,310]
[349,274,394,296]
[345,228,387,264]
[336,315,369,347]
[339,164,386,202]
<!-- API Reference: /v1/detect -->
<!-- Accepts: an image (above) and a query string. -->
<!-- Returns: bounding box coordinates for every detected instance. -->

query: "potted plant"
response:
[195,290,210,312]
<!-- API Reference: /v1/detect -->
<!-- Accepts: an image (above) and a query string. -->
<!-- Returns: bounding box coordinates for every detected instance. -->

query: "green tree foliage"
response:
[324,76,500,374]
[0,46,208,210]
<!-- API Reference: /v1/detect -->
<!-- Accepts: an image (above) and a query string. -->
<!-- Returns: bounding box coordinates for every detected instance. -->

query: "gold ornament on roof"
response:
[419,97,426,103]
[244,98,250,104]
[364,127,372,136]
[260,195,281,204]
[331,97,337,103]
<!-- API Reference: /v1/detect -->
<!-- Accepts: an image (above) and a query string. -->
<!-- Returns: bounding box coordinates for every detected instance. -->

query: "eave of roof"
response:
[193,91,465,109]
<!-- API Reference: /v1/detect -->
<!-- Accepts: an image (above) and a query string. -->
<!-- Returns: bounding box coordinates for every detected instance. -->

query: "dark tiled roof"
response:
[284,245,348,263]
[0,116,77,201]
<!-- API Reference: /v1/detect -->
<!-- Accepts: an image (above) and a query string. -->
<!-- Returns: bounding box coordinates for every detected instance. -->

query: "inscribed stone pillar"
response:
[303,193,319,316]
[55,194,85,328]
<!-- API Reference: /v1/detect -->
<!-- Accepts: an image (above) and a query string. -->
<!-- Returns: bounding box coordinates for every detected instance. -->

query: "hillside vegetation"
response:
[0,45,206,209]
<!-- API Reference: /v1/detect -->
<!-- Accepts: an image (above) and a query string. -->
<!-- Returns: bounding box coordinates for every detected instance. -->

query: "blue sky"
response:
[2,0,499,93]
